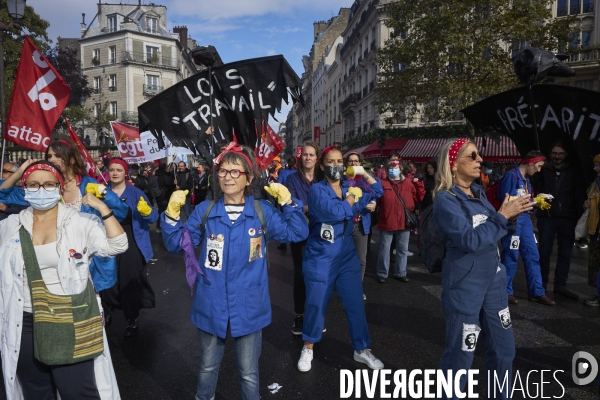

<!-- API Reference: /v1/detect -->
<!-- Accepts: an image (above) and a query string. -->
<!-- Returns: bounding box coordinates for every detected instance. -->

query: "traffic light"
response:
[378,132,385,149]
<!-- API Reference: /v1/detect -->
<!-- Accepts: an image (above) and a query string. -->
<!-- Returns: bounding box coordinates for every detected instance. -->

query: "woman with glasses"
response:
[161,144,308,400]
[0,160,127,399]
[100,158,158,337]
[375,159,425,283]
[432,139,532,399]
[345,151,382,300]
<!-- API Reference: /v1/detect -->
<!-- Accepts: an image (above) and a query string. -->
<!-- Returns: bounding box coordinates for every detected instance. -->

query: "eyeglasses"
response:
[463,151,481,161]
[347,159,361,165]
[24,182,61,192]
[217,168,247,179]
[550,152,566,157]
[2,169,14,174]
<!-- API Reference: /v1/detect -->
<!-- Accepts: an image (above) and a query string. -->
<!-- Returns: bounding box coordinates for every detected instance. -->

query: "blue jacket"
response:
[285,171,315,206]
[116,184,158,263]
[303,179,379,282]
[276,169,295,186]
[161,196,308,338]
[346,176,383,235]
[497,167,533,223]
[0,183,28,207]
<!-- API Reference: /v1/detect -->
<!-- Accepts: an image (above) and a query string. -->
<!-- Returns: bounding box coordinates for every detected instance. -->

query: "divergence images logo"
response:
[572,351,599,386]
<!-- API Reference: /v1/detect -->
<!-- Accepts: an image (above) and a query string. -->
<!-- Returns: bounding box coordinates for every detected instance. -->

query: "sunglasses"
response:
[463,151,481,161]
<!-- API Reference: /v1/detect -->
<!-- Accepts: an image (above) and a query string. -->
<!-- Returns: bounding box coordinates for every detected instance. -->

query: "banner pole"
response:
[0,31,6,170]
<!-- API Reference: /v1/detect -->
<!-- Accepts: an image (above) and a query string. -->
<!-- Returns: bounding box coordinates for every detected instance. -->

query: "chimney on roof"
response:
[173,25,188,52]
[81,13,86,38]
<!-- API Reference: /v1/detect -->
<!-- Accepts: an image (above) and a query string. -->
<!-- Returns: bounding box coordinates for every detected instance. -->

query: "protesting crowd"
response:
[0,134,598,400]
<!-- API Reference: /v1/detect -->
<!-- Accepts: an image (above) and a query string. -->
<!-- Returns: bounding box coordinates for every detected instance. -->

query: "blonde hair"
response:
[433,139,474,200]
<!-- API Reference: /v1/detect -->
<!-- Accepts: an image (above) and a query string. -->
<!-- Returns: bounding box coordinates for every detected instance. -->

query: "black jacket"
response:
[531,161,585,220]
[420,174,436,210]
[155,168,175,203]
[175,168,194,195]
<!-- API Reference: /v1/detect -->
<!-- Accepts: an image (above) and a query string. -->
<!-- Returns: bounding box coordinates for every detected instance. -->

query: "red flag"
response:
[254,118,285,170]
[65,118,96,177]
[5,37,71,152]
[110,121,145,162]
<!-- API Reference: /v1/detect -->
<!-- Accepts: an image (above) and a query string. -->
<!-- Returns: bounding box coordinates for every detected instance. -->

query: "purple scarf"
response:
[180,227,211,296]
[346,175,373,193]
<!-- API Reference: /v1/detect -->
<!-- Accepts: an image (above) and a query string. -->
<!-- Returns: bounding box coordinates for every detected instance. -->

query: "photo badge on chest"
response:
[205,234,224,271]
[249,236,263,262]
[320,223,334,243]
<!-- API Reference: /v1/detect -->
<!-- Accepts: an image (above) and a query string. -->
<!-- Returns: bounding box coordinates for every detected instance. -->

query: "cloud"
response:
[267,49,276,56]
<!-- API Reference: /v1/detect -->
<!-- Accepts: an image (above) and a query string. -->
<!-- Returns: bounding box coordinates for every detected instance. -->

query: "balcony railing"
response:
[567,49,600,63]
[121,51,180,69]
[340,93,358,112]
[108,86,117,92]
[143,84,164,96]
[121,111,138,123]
[92,87,100,94]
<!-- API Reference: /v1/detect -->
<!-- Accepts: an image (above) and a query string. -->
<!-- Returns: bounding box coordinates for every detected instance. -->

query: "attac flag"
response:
[6,36,71,152]
[64,118,96,177]
[138,55,303,164]
[255,118,285,170]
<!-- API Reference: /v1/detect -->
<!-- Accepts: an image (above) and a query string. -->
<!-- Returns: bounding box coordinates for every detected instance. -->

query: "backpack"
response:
[485,169,518,211]
[147,175,162,199]
[417,205,445,273]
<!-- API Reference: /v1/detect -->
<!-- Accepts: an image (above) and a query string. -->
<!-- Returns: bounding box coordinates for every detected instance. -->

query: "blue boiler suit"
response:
[498,167,545,298]
[302,179,382,349]
[433,185,516,400]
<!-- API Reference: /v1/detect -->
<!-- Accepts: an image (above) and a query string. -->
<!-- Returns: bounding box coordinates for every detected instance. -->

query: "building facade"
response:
[79,2,197,142]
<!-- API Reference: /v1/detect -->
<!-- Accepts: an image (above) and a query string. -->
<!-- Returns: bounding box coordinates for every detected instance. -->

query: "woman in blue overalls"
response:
[433,139,532,399]
[297,146,384,373]
[498,151,554,306]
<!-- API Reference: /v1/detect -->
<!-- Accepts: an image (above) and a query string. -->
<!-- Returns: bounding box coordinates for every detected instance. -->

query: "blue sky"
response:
[28,0,351,126]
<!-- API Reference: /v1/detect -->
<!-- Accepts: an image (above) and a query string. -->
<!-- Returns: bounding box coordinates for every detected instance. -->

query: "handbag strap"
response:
[390,179,409,210]
[19,226,43,284]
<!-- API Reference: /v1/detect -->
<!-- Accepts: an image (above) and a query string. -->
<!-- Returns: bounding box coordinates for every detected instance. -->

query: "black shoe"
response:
[104,314,112,328]
[395,276,409,283]
[377,277,387,283]
[292,315,303,336]
[124,319,139,337]
[553,286,579,301]
[277,243,287,251]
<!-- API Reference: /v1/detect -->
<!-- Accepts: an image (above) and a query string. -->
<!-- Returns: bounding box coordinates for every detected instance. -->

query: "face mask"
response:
[388,168,400,179]
[485,169,493,175]
[324,165,344,181]
[24,187,61,210]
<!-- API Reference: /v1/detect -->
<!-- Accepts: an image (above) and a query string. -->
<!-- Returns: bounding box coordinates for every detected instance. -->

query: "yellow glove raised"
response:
[137,197,152,217]
[263,182,291,206]
[347,186,363,201]
[166,190,188,219]
[533,195,552,211]
[85,183,107,198]
[345,166,364,178]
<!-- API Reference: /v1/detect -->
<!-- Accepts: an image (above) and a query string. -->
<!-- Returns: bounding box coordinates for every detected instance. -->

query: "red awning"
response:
[397,136,521,163]
[343,144,370,158]
[362,139,408,158]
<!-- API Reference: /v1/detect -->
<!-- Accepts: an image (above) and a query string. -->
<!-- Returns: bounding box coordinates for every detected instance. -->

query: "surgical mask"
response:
[24,187,61,210]
[485,169,493,175]
[388,168,401,179]
[324,165,344,181]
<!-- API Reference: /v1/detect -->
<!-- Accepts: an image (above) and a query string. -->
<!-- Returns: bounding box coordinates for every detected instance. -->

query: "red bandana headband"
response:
[320,145,338,160]
[522,156,545,165]
[108,158,129,173]
[448,138,470,170]
[214,142,253,169]
[22,163,65,188]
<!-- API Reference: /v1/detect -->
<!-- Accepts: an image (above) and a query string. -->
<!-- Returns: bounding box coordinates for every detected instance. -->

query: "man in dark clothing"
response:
[532,142,586,300]
[153,163,175,232]
[175,161,194,220]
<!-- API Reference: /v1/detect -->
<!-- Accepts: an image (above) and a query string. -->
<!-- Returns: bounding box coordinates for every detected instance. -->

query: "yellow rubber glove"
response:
[137,197,152,217]
[347,187,363,201]
[166,190,188,219]
[85,183,107,198]
[263,183,291,206]
[533,195,552,210]
[345,166,364,178]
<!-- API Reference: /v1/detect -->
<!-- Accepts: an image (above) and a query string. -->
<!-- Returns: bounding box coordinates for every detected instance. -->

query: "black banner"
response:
[138,55,302,162]
[462,84,600,183]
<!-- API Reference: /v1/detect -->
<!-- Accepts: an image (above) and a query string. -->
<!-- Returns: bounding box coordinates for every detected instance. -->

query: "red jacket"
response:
[377,177,425,231]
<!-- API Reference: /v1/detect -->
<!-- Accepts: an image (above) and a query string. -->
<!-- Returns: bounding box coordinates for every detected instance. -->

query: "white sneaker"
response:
[297,346,313,372]
[354,349,384,369]
[407,251,414,256]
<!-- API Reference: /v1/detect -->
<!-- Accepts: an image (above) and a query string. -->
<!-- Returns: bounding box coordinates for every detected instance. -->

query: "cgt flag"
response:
[64,117,96,177]
[255,118,285,170]
[6,36,71,152]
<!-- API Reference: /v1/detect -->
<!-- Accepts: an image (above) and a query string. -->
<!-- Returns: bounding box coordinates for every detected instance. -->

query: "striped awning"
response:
[397,137,521,163]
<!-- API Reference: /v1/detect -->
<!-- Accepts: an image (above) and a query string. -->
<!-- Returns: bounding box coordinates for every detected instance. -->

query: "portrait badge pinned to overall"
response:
[320,223,334,243]
[461,323,481,352]
[248,237,263,262]
[510,236,520,250]
[205,236,224,271]
[498,307,512,329]
[248,228,256,236]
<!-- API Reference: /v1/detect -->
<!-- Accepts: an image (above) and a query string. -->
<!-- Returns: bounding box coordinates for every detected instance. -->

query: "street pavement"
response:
[2,220,600,399]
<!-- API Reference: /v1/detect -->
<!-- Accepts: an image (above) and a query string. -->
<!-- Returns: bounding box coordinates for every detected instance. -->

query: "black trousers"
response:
[290,240,307,315]
[16,312,101,400]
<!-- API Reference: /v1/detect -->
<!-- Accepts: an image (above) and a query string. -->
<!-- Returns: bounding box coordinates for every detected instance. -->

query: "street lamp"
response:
[0,0,26,169]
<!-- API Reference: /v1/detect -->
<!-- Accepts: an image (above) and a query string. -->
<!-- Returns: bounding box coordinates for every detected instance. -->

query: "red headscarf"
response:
[214,142,253,169]
[108,158,129,173]
[448,138,470,170]
[22,163,65,188]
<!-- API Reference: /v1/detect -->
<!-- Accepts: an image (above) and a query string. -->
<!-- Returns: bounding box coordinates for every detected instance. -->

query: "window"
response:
[583,0,594,13]
[110,102,117,117]
[108,16,117,32]
[146,46,160,63]
[93,76,101,94]
[582,31,592,47]
[92,49,100,65]
[94,103,101,118]
[570,0,580,15]
[146,16,158,34]
[557,0,568,16]
[147,74,159,89]
[575,79,595,90]
[109,46,116,64]
[108,74,117,91]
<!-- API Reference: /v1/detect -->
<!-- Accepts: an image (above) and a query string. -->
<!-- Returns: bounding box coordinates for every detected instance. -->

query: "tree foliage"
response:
[45,46,92,108]
[376,0,574,125]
